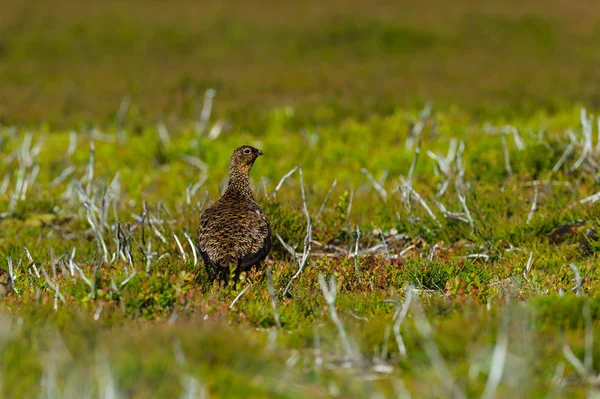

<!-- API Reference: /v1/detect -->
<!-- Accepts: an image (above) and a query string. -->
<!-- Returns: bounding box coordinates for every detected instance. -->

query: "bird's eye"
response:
[243,148,251,154]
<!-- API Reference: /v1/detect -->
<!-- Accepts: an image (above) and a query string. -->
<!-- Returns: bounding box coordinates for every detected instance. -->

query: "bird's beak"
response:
[257,150,264,156]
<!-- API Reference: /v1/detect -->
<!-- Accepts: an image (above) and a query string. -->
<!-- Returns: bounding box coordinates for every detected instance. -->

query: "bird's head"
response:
[230,145,263,172]
[228,145,263,183]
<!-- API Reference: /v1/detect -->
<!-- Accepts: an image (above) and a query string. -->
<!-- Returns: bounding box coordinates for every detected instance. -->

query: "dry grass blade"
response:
[552,142,575,172]
[196,88,216,134]
[481,309,509,399]
[526,181,539,224]
[229,284,251,310]
[273,166,298,198]
[183,232,198,266]
[384,286,413,357]
[265,266,282,329]
[318,274,354,363]
[575,191,600,206]
[406,102,432,150]
[569,263,583,296]
[316,178,337,219]
[411,290,465,399]
[353,224,361,277]
[360,168,387,202]
[282,167,312,297]
[174,234,187,261]
[400,177,441,227]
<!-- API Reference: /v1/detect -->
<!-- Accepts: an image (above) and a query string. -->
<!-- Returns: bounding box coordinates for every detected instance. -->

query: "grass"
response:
[2,0,600,397]
[1,105,600,397]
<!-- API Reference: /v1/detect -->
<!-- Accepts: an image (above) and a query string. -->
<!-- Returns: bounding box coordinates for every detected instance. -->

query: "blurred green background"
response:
[1,0,599,126]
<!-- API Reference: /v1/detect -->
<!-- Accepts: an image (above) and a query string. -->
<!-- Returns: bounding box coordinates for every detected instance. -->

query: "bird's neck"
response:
[226,171,254,199]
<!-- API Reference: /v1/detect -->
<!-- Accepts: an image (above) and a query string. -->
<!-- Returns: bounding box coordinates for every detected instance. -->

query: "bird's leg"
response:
[206,264,230,288]
[220,267,231,286]
[206,264,218,282]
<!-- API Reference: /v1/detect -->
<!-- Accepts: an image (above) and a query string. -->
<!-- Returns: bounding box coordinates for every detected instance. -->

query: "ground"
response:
[1,1,600,398]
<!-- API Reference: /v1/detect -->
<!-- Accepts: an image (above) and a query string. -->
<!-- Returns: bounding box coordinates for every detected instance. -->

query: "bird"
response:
[197,145,272,283]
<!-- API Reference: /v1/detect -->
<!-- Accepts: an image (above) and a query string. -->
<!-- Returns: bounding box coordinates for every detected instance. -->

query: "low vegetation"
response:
[2,1,600,397]
[1,104,600,397]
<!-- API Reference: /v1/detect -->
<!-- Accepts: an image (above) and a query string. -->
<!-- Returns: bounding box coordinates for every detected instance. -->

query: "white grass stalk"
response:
[318,274,354,362]
[229,284,251,310]
[174,234,187,262]
[96,350,119,399]
[563,343,588,380]
[50,166,75,188]
[67,131,77,156]
[115,94,131,127]
[157,122,171,144]
[7,257,17,295]
[265,266,282,329]
[433,200,470,223]
[0,173,9,195]
[183,232,198,267]
[282,223,312,298]
[384,286,414,357]
[275,233,298,261]
[400,177,441,227]
[316,178,337,219]
[361,168,387,202]
[552,143,575,172]
[510,126,524,151]
[180,155,208,173]
[68,248,76,277]
[412,291,465,399]
[408,142,422,184]
[501,133,513,176]
[353,224,362,277]
[406,102,431,150]
[120,270,137,289]
[570,108,594,172]
[86,141,95,199]
[523,252,533,280]
[526,181,539,224]
[144,201,167,245]
[273,166,298,198]
[279,168,312,297]
[481,310,509,399]
[576,191,600,206]
[346,188,354,222]
[196,88,216,134]
[208,120,226,140]
[24,246,40,277]
[40,266,66,307]
[569,263,583,296]
[85,202,109,263]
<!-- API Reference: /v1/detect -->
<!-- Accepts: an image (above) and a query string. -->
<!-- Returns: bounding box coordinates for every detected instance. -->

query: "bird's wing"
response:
[197,200,271,269]
[197,205,237,267]
[240,202,271,266]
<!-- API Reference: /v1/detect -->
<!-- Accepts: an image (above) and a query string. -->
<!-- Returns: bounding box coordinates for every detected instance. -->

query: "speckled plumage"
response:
[197,145,272,282]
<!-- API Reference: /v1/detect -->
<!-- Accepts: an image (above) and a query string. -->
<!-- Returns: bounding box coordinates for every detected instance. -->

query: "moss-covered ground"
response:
[2,1,600,397]
[1,106,600,397]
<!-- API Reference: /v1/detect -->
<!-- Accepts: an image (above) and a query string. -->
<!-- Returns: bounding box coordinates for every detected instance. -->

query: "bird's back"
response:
[197,193,271,273]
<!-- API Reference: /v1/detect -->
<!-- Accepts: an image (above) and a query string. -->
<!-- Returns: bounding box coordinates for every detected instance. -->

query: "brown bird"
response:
[197,145,272,283]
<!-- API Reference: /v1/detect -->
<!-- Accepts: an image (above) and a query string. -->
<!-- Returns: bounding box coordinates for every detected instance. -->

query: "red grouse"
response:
[197,145,272,283]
